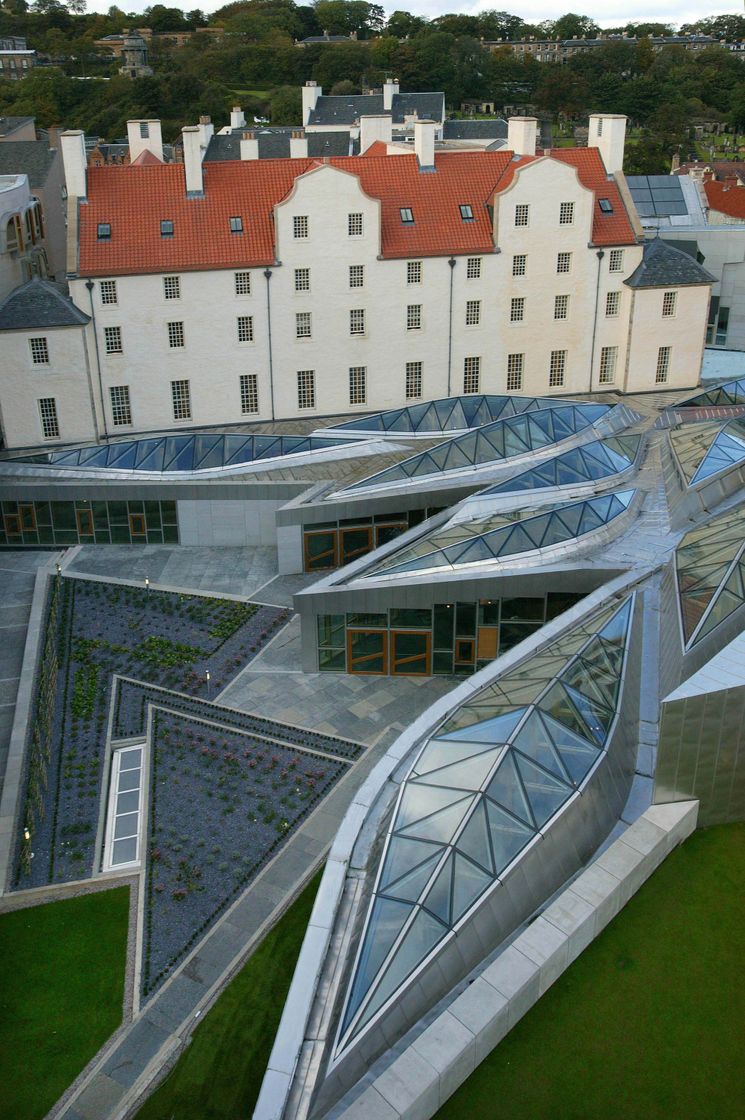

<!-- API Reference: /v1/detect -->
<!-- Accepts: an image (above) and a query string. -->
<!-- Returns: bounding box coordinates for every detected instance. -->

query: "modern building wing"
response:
[367,491,635,577]
[680,377,745,409]
[676,504,745,647]
[335,404,613,493]
[336,596,634,1051]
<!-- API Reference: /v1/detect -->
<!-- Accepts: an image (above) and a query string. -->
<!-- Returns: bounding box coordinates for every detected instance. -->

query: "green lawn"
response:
[136,871,320,1120]
[437,822,745,1120]
[0,886,130,1120]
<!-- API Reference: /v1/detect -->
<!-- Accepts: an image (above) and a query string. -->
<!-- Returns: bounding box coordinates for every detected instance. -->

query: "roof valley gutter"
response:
[447,257,456,396]
[264,267,276,422]
[588,249,604,394]
[85,278,108,440]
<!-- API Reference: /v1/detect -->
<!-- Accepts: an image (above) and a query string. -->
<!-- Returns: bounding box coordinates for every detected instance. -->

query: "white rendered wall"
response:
[624,285,708,393]
[0,326,97,447]
[57,157,710,441]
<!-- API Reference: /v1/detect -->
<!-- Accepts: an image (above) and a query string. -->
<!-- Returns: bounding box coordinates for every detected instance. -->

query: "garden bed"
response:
[15,578,291,889]
[143,709,349,995]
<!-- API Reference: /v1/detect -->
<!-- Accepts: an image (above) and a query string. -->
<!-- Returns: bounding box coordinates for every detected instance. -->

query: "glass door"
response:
[391,630,431,675]
[347,629,387,674]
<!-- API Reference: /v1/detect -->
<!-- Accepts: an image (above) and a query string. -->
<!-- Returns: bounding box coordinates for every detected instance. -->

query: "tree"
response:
[385,9,426,39]
[143,5,190,32]
[269,83,301,124]
[553,13,599,40]
[67,0,87,12]
[312,0,381,38]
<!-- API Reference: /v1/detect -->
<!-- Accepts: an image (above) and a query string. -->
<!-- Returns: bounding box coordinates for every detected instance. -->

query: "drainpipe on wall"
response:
[85,279,108,440]
[447,257,456,396]
[264,268,276,421]
[588,249,605,394]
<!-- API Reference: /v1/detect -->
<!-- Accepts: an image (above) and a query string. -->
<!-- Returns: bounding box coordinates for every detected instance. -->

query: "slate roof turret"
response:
[624,237,715,288]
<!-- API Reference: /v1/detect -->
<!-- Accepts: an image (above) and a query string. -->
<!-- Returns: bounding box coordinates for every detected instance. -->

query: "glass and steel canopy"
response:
[367,491,635,577]
[325,394,571,436]
[678,378,745,409]
[6,432,350,473]
[336,404,613,494]
[669,419,745,487]
[676,504,745,647]
[481,436,640,496]
[336,596,634,1054]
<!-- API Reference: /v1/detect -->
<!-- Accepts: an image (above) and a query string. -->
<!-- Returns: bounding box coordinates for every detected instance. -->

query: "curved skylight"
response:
[676,504,745,647]
[670,419,745,486]
[368,491,635,577]
[481,435,640,496]
[325,394,570,435]
[336,596,634,1054]
[7,433,351,473]
[678,378,745,409]
[336,404,613,493]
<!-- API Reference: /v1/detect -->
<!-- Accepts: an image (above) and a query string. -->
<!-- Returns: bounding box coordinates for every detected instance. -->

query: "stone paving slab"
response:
[67,545,280,600]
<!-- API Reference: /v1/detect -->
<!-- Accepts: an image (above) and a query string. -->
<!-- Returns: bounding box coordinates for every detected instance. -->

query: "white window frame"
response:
[349,366,366,405]
[237,315,254,343]
[559,201,574,225]
[599,346,618,385]
[235,271,251,296]
[549,350,566,387]
[240,373,259,414]
[163,275,180,300]
[100,279,117,305]
[554,294,569,320]
[656,346,671,384]
[293,215,309,239]
[38,396,59,439]
[296,312,312,339]
[407,304,422,330]
[466,257,482,279]
[167,321,185,349]
[349,309,365,336]
[297,369,315,409]
[406,361,422,400]
[407,260,422,284]
[605,291,621,317]
[29,336,49,365]
[608,249,624,273]
[348,212,363,237]
[110,384,132,426]
[171,379,191,421]
[294,267,310,292]
[507,353,524,392]
[349,264,364,288]
[512,254,527,277]
[662,290,677,318]
[463,356,481,394]
[104,325,123,354]
[514,204,529,227]
[465,300,481,326]
[557,251,572,274]
[510,296,525,323]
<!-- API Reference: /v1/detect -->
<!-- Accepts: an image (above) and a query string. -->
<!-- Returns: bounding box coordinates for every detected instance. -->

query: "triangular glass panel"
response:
[421,852,453,924]
[485,752,533,825]
[514,754,572,829]
[341,895,413,1032]
[415,737,502,774]
[485,800,534,875]
[383,851,443,903]
[599,598,632,644]
[399,796,475,843]
[562,658,615,711]
[456,800,494,873]
[380,836,445,889]
[451,853,493,924]
[513,711,571,781]
[396,785,468,831]
[540,711,598,784]
[438,709,526,743]
[554,505,583,536]
[136,442,167,472]
[414,747,503,792]
[563,684,611,744]
[538,682,594,742]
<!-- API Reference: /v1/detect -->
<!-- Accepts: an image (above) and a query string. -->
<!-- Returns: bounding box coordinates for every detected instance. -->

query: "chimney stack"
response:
[126,119,163,162]
[414,119,436,171]
[198,114,214,149]
[230,105,245,130]
[507,116,537,157]
[182,125,204,195]
[290,130,308,158]
[383,77,399,111]
[60,129,87,199]
[240,131,259,160]
[588,113,627,175]
[360,114,393,153]
[302,80,321,125]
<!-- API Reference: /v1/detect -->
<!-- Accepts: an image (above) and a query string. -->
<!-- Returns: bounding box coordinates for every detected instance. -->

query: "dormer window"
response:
[459,204,474,220]
[229,216,243,233]
[400,207,414,224]
[599,198,613,213]
[160,219,174,237]
[97,223,111,240]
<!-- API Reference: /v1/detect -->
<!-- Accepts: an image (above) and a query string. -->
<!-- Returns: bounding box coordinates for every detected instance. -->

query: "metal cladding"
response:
[670,418,745,487]
[336,596,633,1055]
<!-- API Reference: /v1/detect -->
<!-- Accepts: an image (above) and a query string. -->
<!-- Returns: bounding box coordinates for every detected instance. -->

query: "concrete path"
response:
[0,552,53,788]
[67,545,280,599]
[219,616,458,747]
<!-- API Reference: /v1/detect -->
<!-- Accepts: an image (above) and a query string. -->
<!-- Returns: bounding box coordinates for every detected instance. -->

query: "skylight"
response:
[599,198,613,213]
[400,207,414,224]
[459,204,474,220]
[160,219,174,237]
[97,223,111,240]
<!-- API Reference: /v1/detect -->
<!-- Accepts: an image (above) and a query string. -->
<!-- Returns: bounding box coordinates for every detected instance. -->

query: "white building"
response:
[0,115,714,450]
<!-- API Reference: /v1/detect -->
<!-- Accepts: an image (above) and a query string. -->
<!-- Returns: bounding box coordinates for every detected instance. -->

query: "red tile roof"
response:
[130,149,163,166]
[77,147,637,277]
[704,179,745,220]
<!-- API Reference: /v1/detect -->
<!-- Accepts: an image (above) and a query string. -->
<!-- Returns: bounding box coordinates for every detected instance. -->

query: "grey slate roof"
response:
[443,119,508,140]
[624,237,715,289]
[0,116,34,138]
[0,141,56,187]
[0,279,90,331]
[307,92,444,127]
[204,129,351,162]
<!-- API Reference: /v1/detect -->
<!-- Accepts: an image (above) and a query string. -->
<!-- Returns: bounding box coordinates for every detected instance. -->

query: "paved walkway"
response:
[219,616,458,746]
[67,545,280,600]
[0,552,53,788]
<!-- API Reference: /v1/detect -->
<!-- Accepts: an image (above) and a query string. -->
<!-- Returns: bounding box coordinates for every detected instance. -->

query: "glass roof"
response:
[676,504,745,647]
[336,596,634,1052]
[367,491,635,578]
[336,404,613,493]
[6,432,350,473]
[325,394,567,435]
[670,419,745,487]
[481,436,640,496]
[678,377,745,409]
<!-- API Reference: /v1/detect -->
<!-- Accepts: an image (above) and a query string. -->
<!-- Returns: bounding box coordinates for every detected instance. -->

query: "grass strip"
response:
[437,822,745,1120]
[136,871,321,1120]
[0,886,129,1120]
